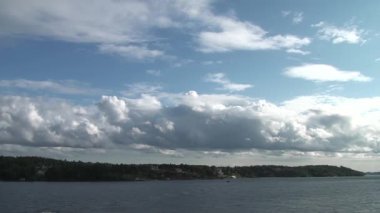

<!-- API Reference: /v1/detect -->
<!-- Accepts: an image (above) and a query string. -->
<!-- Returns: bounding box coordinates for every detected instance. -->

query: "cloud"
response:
[121,83,163,97]
[98,96,129,124]
[0,96,109,148]
[0,0,187,59]
[0,0,310,58]
[286,48,310,55]
[197,16,311,53]
[202,60,223,65]
[0,0,184,43]
[284,64,372,82]
[172,59,194,68]
[312,22,365,44]
[205,73,253,92]
[281,11,291,17]
[129,143,183,157]
[292,12,304,24]
[98,44,164,60]
[319,84,344,95]
[146,69,161,76]
[0,79,106,95]
[2,93,380,157]
[282,11,303,24]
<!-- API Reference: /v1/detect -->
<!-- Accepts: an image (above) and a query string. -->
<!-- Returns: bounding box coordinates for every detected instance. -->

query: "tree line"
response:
[0,156,364,181]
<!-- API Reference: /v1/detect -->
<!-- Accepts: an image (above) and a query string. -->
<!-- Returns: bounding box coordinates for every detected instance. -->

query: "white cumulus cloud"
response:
[312,22,365,44]
[2,93,380,157]
[198,17,310,53]
[284,64,371,82]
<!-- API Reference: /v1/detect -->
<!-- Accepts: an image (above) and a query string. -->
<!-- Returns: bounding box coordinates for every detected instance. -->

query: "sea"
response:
[1,176,380,213]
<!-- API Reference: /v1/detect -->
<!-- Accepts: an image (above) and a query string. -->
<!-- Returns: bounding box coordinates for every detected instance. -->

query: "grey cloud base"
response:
[0,92,379,156]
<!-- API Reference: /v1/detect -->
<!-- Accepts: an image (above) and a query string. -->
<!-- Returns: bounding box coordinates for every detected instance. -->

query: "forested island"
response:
[0,156,364,181]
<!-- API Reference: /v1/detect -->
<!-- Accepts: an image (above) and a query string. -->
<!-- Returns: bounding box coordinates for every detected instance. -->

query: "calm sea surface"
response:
[1,176,380,213]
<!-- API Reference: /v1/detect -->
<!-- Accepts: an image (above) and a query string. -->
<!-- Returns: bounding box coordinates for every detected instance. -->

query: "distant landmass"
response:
[365,172,380,175]
[0,156,364,181]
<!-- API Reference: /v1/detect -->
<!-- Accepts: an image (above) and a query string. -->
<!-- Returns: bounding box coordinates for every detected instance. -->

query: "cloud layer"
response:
[2,92,380,158]
[0,79,107,95]
[0,0,311,59]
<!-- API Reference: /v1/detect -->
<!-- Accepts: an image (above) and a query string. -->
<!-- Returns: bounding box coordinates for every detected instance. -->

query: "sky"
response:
[1,0,380,171]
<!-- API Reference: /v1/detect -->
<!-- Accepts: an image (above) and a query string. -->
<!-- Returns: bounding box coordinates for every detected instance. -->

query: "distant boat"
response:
[226,175,237,182]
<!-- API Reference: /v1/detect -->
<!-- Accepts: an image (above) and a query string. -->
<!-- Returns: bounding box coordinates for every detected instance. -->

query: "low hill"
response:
[0,156,364,181]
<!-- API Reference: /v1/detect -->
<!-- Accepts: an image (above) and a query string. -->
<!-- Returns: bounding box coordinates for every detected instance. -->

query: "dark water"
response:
[1,176,380,213]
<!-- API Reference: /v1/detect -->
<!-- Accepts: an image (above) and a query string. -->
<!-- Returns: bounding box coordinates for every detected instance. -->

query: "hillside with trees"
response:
[0,156,364,181]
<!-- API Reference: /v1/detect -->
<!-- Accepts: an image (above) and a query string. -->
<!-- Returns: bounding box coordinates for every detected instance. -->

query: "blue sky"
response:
[1,0,380,171]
